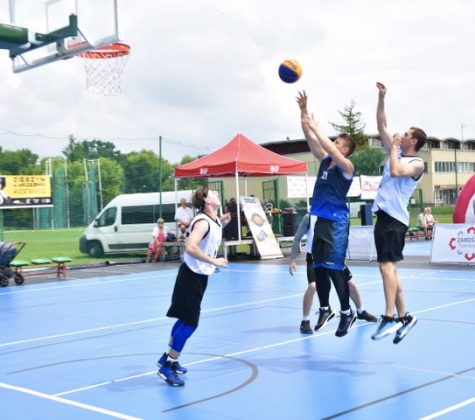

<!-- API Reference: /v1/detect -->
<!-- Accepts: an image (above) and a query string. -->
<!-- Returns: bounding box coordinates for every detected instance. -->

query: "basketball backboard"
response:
[2,0,119,73]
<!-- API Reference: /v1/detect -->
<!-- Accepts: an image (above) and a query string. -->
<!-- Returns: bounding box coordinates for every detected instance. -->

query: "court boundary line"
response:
[52,295,475,398]
[0,292,309,348]
[321,367,475,419]
[0,382,141,420]
[419,396,475,419]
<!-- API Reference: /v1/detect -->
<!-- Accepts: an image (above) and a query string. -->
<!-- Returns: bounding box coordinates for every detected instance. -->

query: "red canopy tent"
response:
[174,133,308,240]
[175,133,307,177]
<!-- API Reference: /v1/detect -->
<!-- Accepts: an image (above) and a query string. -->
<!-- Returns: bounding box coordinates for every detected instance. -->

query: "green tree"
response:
[174,155,203,191]
[330,100,368,150]
[66,160,88,226]
[123,150,173,193]
[350,148,385,176]
[0,148,42,174]
[62,136,124,162]
[98,158,123,206]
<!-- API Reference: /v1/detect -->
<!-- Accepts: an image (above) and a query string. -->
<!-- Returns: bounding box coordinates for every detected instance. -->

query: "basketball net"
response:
[79,43,131,96]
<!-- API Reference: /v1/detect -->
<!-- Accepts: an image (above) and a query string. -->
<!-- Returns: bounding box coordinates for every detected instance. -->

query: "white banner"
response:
[347,226,375,261]
[430,223,475,265]
[286,176,315,198]
[347,177,361,198]
[287,175,361,198]
[360,176,382,200]
[240,196,283,259]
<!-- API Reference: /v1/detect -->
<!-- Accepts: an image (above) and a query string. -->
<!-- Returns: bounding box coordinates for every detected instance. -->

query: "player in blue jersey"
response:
[297,90,358,337]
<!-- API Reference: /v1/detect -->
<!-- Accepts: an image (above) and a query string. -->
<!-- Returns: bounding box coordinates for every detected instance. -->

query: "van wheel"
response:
[87,241,104,257]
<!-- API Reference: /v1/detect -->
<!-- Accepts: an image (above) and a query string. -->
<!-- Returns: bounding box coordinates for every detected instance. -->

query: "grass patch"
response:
[2,209,455,264]
[3,228,146,265]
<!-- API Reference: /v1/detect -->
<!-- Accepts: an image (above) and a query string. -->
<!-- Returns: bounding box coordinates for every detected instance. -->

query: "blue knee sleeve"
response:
[171,319,184,336]
[171,322,196,353]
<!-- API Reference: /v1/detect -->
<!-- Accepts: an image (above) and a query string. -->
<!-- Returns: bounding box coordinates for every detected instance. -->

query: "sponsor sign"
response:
[286,175,366,199]
[240,196,283,259]
[431,224,475,264]
[360,175,382,200]
[0,175,53,209]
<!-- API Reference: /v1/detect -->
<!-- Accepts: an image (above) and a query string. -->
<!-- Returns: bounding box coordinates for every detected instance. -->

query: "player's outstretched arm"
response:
[297,90,326,161]
[306,115,354,178]
[376,82,393,152]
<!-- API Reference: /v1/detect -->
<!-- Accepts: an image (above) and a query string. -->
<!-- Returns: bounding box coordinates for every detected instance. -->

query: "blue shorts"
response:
[312,217,349,270]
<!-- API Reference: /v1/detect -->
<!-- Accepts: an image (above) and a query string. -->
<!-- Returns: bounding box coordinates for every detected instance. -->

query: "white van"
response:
[79,191,193,257]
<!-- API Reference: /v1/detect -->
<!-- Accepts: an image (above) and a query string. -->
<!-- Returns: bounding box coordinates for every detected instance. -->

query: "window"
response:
[96,207,117,227]
[122,205,155,224]
[121,203,180,225]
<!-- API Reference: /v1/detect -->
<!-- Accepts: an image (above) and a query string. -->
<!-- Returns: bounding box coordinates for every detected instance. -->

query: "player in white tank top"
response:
[371,82,426,344]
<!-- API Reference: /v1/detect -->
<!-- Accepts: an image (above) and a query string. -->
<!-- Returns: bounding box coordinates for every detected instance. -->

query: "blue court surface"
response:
[0,241,474,419]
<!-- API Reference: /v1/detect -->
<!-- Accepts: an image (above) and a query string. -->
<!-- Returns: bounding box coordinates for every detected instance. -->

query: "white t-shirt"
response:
[175,206,193,225]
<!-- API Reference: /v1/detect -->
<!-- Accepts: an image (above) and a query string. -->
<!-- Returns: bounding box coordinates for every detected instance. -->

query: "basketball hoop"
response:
[78,42,131,96]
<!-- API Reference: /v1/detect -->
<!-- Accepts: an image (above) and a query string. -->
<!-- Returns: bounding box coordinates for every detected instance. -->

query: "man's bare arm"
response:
[297,90,326,161]
[376,82,393,153]
[306,117,354,179]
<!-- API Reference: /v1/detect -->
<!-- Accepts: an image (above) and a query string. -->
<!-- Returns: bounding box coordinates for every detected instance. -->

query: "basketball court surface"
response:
[0,240,474,419]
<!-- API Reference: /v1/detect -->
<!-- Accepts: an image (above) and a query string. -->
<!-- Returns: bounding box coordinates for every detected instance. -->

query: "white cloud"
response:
[1,0,475,164]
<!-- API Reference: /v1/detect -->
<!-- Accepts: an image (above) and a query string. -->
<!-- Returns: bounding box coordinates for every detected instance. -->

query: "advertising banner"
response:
[0,175,53,209]
[287,175,361,198]
[431,223,475,265]
[240,196,283,259]
[360,176,382,200]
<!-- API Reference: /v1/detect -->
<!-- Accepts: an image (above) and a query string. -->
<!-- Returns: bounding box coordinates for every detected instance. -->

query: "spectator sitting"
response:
[175,198,193,240]
[146,218,168,262]
[417,207,437,240]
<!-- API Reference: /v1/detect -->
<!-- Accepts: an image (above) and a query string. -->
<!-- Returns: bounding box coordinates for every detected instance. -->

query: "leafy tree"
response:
[98,158,123,206]
[350,148,385,176]
[62,136,124,163]
[0,148,42,174]
[122,150,174,193]
[330,100,368,150]
[174,155,203,191]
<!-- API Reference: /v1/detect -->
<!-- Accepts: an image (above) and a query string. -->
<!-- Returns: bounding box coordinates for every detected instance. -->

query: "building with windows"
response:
[216,135,475,208]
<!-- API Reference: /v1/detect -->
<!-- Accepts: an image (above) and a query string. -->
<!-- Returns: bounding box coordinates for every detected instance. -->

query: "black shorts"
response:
[306,252,352,282]
[374,210,408,262]
[166,262,208,327]
[312,217,349,270]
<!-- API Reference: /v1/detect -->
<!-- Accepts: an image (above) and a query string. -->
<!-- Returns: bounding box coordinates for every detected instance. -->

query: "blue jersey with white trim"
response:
[310,156,353,221]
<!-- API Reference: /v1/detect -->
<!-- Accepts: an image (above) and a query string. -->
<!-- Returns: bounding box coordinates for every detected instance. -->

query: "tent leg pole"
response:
[235,171,241,242]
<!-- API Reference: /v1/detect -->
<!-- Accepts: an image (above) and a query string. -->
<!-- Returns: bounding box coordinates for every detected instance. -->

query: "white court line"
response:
[0,273,176,296]
[0,266,309,297]
[412,296,475,315]
[54,327,338,396]
[54,294,475,397]
[419,396,475,419]
[0,292,306,348]
[0,382,141,420]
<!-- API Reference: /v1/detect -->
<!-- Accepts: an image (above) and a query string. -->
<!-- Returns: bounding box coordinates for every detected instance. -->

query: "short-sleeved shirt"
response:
[175,206,193,225]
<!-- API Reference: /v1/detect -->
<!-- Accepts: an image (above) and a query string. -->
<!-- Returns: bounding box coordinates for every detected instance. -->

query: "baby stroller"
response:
[0,241,26,287]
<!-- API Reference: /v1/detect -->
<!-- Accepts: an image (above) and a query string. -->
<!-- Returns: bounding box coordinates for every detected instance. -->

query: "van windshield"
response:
[96,207,117,227]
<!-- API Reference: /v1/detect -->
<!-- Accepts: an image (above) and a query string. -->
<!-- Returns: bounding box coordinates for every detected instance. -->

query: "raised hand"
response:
[296,90,308,111]
[376,82,387,98]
